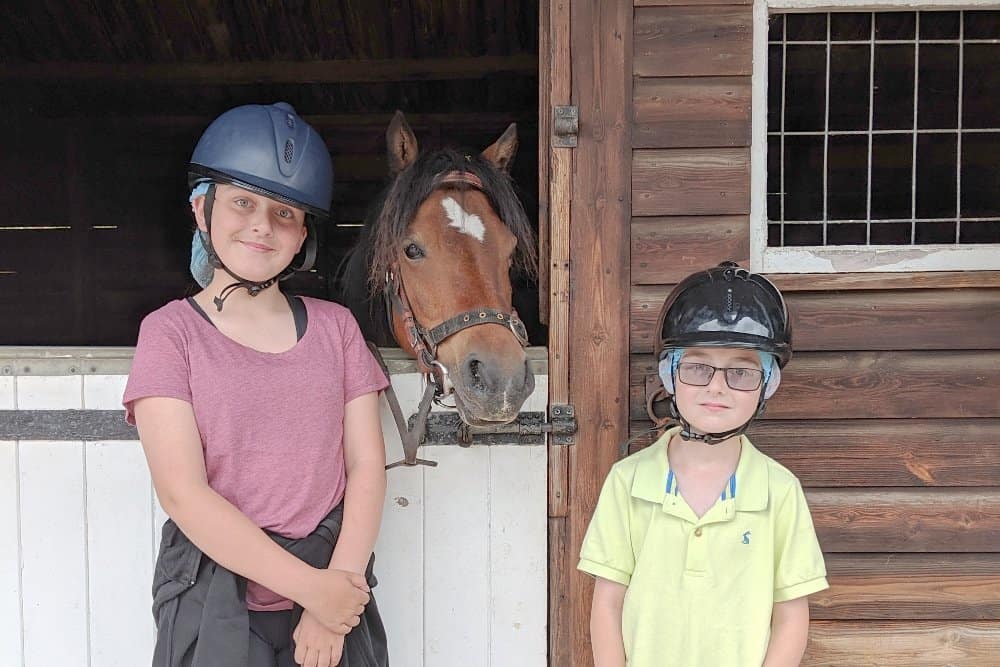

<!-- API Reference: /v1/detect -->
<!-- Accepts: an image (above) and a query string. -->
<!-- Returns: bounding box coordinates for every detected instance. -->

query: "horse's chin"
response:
[452,391,522,427]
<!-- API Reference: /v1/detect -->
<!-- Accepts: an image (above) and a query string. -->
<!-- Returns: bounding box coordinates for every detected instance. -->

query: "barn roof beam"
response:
[0,54,538,84]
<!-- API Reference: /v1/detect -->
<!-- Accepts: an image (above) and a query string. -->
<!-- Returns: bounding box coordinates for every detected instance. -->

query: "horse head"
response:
[343,112,537,427]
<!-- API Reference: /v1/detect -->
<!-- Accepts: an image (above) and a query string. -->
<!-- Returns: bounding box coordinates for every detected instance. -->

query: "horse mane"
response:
[339,146,538,344]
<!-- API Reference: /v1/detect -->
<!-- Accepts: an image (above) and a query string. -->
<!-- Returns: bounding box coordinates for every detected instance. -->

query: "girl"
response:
[124,102,390,667]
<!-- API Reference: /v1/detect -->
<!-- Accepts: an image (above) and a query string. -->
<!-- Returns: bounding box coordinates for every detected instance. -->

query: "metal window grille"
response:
[766,10,1000,247]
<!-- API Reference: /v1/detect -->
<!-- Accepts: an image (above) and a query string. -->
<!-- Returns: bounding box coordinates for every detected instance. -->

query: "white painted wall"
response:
[0,370,548,667]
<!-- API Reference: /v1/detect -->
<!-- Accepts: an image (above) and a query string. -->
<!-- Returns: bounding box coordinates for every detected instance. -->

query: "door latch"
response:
[407,404,578,447]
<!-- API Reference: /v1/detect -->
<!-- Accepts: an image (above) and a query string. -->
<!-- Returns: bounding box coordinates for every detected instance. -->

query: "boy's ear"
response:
[657,357,676,395]
[763,365,781,399]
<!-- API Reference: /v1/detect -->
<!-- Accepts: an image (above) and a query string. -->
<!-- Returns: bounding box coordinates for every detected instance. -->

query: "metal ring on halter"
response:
[429,360,454,396]
[508,314,530,347]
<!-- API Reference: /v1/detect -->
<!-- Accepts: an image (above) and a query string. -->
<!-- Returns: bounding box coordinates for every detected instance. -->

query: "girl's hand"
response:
[303,568,370,633]
[293,610,347,667]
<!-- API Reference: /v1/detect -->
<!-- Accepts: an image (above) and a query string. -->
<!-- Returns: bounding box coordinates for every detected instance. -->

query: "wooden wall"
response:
[629,0,1000,664]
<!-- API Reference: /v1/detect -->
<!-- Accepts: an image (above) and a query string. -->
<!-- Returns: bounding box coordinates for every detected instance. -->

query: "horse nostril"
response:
[467,358,487,392]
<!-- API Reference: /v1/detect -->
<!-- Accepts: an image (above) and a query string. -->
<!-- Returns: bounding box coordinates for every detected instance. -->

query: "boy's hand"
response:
[303,568,370,633]
[293,609,347,667]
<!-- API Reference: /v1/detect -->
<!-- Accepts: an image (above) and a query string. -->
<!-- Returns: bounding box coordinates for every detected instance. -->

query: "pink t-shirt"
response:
[123,296,388,610]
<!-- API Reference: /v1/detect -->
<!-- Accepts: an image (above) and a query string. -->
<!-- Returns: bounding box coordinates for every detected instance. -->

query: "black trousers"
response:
[248,610,297,667]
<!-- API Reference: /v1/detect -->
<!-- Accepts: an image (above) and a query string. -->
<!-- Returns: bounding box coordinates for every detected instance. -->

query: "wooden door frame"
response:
[541,1,633,664]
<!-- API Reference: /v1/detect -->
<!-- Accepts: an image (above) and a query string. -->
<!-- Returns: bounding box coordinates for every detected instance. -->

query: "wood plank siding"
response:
[627,0,1000,664]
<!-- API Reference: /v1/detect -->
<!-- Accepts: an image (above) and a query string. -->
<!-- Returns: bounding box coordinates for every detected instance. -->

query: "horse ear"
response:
[481,123,518,172]
[387,110,419,175]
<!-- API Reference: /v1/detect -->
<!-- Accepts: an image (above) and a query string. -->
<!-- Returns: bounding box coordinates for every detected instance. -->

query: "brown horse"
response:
[341,112,537,426]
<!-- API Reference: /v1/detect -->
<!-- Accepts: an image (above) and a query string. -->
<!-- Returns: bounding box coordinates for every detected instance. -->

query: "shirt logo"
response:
[742,530,751,545]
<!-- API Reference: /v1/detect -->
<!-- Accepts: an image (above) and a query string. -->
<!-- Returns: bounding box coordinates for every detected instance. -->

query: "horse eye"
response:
[404,243,425,260]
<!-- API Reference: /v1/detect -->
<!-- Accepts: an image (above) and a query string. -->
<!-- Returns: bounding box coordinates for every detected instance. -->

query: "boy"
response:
[579,262,828,666]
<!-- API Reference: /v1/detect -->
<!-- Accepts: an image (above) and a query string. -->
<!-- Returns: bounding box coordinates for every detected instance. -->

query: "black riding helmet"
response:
[188,102,333,310]
[655,261,792,444]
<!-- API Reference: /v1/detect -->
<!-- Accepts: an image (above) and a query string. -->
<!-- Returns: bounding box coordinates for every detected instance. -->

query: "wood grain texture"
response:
[626,419,1000,487]
[631,351,1000,420]
[768,271,1000,291]
[805,621,1000,665]
[808,488,1000,553]
[630,286,1000,352]
[634,6,752,77]
[543,1,572,663]
[633,76,751,148]
[548,516,570,667]
[566,1,632,665]
[636,0,751,4]
[631,217,750,285]
[633,148,750,216]
[816,554,1000,620]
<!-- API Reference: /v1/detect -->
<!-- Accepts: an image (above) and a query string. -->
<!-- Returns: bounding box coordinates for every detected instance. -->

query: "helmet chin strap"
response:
[201,184,288,311]
[669,394,767,446]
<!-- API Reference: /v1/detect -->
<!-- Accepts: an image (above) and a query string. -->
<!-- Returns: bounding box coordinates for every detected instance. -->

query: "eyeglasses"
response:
[677,362,764,392]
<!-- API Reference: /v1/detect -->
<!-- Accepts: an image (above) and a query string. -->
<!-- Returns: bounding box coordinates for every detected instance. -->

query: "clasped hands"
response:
[293,568,370,667]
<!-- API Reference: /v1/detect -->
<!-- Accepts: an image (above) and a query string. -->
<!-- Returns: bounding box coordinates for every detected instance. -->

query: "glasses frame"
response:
[676,361,764,392]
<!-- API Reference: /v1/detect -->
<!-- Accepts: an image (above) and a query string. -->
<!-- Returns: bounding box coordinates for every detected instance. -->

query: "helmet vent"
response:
[285,113,295,129]
[724,288,737,322]
[283,139,295,164]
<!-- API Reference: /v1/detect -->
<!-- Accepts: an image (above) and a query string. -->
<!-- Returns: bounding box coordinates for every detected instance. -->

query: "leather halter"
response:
[382,169,530,396]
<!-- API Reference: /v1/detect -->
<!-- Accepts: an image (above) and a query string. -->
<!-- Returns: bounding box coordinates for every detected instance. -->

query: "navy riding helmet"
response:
[189,103,333,297]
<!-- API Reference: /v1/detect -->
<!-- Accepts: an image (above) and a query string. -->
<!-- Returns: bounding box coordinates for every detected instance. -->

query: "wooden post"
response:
[543,0,574,663]
[557,1,633,665]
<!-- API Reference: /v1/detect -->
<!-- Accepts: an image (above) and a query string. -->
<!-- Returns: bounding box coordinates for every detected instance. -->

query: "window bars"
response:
[767,10,1000,247]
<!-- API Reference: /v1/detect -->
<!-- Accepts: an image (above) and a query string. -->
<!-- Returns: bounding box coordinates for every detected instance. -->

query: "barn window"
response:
[756,7,1000,272]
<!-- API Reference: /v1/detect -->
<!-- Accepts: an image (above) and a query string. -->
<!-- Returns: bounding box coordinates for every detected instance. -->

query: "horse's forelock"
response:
[359,147,537,298]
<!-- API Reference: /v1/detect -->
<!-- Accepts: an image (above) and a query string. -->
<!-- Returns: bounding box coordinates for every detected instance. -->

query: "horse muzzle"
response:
[452,353,535,425]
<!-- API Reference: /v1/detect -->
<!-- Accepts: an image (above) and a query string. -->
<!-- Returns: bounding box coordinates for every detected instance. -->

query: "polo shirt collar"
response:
[629,427,769,512]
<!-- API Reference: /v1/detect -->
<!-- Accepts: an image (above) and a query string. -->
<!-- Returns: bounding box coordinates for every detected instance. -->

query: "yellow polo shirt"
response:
[578,428,828,667]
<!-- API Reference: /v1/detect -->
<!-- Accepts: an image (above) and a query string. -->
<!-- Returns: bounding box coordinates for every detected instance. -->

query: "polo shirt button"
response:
[694,527,703,537]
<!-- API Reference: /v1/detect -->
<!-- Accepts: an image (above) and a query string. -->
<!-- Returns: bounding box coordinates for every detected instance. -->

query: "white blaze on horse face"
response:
[441,196,486,243]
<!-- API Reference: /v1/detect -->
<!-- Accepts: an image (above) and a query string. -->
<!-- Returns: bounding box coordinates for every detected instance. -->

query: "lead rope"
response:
[367,342,439,470]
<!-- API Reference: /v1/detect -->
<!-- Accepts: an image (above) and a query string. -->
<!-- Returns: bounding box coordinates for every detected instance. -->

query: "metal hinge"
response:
[552,106,579,147]
[547,404,576,445]
[408,404,577,447]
